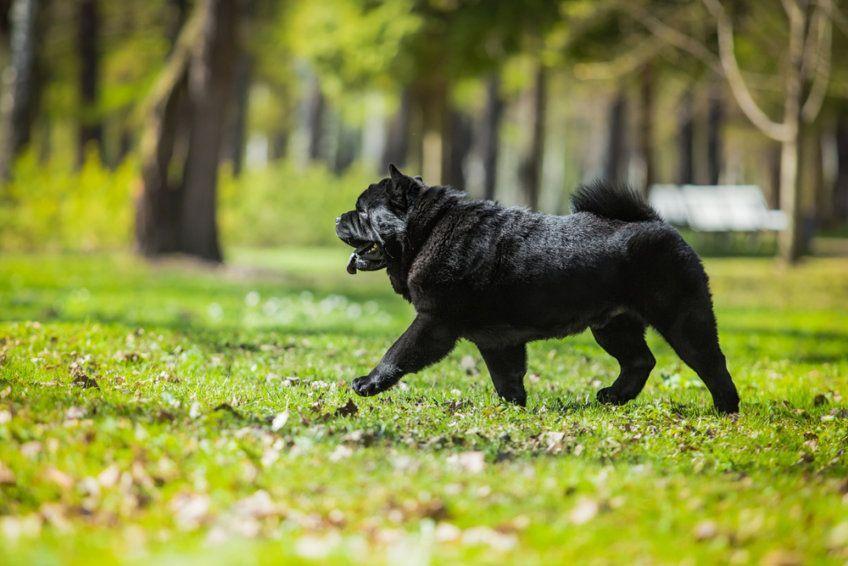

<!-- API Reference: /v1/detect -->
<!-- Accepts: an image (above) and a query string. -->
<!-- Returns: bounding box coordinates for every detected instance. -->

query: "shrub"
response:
[0,154,373,252]
[0,151,136,251]
[220,161,372,248]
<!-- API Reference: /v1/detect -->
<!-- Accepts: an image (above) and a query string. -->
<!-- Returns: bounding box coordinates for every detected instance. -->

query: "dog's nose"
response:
[335,216,341,225]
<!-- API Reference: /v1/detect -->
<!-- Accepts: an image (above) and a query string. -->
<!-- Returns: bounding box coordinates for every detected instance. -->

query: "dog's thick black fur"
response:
[336,165,740,414]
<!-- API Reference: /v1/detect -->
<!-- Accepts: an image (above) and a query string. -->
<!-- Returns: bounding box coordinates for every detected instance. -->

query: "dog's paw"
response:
[714,399,740,415]
[597,386,629,406]
[352,375,386,396]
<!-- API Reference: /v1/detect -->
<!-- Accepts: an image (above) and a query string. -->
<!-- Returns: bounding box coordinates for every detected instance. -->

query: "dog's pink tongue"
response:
[346,253,358,275]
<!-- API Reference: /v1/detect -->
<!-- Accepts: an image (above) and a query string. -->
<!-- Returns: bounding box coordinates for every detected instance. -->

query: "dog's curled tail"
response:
[571,181,660,223]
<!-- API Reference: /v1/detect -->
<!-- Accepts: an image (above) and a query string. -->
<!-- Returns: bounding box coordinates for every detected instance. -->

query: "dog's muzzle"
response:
[336,211,387,274]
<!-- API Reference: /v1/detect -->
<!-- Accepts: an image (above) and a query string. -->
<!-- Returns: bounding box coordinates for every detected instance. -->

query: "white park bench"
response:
[648,184,787,232]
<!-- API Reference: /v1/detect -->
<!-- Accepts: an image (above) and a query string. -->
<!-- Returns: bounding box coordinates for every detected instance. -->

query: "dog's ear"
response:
[389,163,404,184]
[387,163,426,208]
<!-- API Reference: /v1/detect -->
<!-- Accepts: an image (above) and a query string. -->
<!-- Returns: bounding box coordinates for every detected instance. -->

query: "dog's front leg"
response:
[352,314,457,396]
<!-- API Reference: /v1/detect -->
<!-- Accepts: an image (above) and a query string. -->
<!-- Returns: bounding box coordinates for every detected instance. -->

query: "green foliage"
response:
[289,0,422,96]
[220,161,377,248]
[0,253,846,562]
[0,152,136,252]
[0,157,380,252]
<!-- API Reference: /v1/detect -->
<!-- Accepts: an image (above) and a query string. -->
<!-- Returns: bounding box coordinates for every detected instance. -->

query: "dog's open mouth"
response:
[346,241,386,274]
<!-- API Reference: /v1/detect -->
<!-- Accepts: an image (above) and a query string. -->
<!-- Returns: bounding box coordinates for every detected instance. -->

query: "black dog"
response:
[336,165,740,414]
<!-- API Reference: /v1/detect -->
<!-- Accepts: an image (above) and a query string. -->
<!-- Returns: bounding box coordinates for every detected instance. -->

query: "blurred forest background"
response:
[0,0,847,264]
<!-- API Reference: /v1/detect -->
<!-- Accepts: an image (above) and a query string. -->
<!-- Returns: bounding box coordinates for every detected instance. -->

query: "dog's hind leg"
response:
[478,344,527,406]
[652,307,740,414]
[591,314,656,406]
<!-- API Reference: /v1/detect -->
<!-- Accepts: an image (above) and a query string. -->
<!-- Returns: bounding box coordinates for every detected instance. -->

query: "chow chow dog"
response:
[335,165,740,414]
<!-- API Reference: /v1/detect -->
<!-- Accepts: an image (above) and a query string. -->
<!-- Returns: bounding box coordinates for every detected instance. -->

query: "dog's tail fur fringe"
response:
[571,181,660,223]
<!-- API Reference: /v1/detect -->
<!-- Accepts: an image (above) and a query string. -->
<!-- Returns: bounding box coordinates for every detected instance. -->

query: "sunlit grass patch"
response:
[0,251,846,563]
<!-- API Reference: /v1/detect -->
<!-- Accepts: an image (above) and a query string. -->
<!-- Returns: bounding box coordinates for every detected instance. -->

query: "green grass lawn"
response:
[1,249,847,564]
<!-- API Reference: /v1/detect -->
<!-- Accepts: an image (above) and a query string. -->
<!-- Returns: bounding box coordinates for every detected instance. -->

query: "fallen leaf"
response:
[0,514,42,539]
[97,465,120,488]
[20,441,41,459]
[270,411,289,432]
[0,462,16,485]
[295,533,340,560]
[569,497,599,525]
[828,522,848,549]
[233,490,282,520]
[69,360,98,389]
[65,406,86,420]
[39,503,71,532]
[694,520,718,541]
[334,399,358,417]
[170,493,211,530]
[460,356,478,376]
[435,522,462,542]
[760,550,802,566]
[329,445,353,462]
[43,467,74,489]
[447,451,486,474]
[462,526,517,552]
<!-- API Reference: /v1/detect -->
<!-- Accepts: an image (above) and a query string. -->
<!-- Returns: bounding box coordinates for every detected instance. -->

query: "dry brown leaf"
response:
[0,461,16,485]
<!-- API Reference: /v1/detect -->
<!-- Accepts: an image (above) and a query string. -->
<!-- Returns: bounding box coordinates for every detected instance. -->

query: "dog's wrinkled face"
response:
[336,165,425,274]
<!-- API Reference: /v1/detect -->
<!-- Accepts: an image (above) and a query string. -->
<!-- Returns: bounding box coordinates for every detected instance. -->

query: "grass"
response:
[0,248,847,564]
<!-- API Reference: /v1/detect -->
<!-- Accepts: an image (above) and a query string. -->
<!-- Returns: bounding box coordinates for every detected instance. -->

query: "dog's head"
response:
[335,164,427,274]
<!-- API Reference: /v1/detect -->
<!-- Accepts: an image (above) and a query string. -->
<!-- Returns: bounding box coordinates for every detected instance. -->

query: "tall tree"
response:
[635,62,656,193]
[604,88,627,183]
[77,0,103,166]
[382,87,411,168]
[701,0,832,262]
[0,0,40,181]
[135,0,240,262]
[305,74,325,162]
[225,51,252,176]
[444,108,472,189]
[834,109,848,224]
[479,74,503,200]
[705,84,724,185]
[677,88,695,185]
[518,63,547,209]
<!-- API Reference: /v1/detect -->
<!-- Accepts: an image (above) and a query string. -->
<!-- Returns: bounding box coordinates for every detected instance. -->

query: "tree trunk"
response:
[226,52,251,176]
[77,0,103,166]
[604,88,626,183]
[518,64,546,209]
[767,141,781,209]
[444,109,471,189]
[480,74,502,200]
[179,0,238,261]
[635,63,655,194]
[268,129,288,161]
[0,0,40,182]
[677,88,694,185]
[332,120,359,174]
[168,0,189,46]
[706,85,724,185]
[834,110,848,224]
[136,17,197,256]
[382,86,411,168]
[778,4,811,264]
[305,76,325,162]
[136,0,239,262]
[419,78,447,184]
